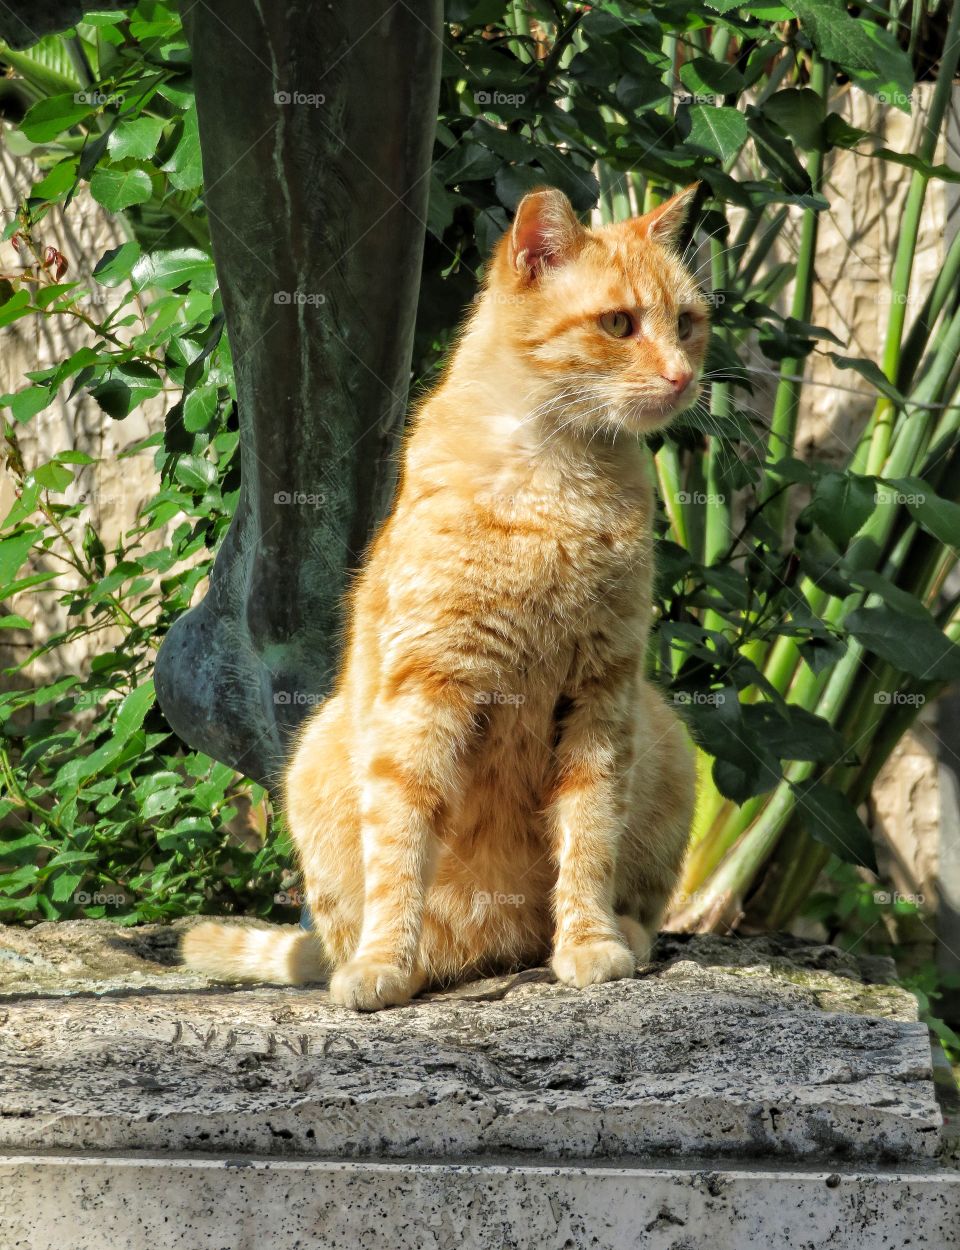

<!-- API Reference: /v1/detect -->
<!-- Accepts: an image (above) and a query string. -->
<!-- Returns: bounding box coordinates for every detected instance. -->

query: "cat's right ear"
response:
[509,188,584,280]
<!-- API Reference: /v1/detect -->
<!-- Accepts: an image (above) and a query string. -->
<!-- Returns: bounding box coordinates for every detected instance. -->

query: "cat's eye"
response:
[600,310,633,339]
[678,311,694,341]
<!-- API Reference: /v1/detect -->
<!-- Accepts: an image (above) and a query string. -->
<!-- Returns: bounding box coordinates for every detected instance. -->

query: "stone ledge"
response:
[2,1153,958,1250]
[0,921,947,1166]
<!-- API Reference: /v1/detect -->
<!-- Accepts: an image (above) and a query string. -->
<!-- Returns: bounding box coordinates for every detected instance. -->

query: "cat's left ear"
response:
[635,183,699,250]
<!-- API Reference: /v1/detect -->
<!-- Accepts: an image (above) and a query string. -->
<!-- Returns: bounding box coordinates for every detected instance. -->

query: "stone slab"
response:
[0,922,945,1164]
[1,1153,958,1250]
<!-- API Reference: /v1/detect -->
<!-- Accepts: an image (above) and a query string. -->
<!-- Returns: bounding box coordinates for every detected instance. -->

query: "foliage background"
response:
[0,0,958,1049]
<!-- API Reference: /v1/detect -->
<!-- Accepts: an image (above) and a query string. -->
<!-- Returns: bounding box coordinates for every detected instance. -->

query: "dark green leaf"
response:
[806,471,877,548]
[845,604,960,682]
[792,779,878,872]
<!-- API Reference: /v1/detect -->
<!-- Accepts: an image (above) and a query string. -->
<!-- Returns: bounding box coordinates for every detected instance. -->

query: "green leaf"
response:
[791,0,914,108]
[846,570,929,621]
[107,116,166,161]
[21,93,93,143]
[884,477,960,548]
[54,450,96,465]
[798,633,847,676]
[89,166,154,213]
[679,57,745,98]
[823,113,872,150]
[828,354,905,405]
[0,529,40,585]
[93,240,142,286]
[762,89,824,151]
[131,248,217,293]
[50,869,88,903]
[792,779,878,873]
[174,454,217,492]
[686,105,748,163]
[161,100,202,190]
[806,471,877,548]
[34,461,74,492]
[183,384,218,432]
[680,686,782,802]
[142,787,180,819]
[748,115,812,194]
[845,604,960,682]
[76,679,156,781]
[32,158,79,199]
[743,704,846,764]
[0,290,32,328]
[0,614,30,629]
[0,386,53,424]
[90,362,163,418]
[28,346,101,389]
[35,282,82,310]
[871,149,960,183]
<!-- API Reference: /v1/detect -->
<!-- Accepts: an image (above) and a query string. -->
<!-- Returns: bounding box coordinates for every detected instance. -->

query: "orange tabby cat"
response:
[183,185,707,1010]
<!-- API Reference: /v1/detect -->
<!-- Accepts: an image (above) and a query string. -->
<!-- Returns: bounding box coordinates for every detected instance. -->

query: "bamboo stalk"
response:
[856,0,960,475]
[760,56,828,535]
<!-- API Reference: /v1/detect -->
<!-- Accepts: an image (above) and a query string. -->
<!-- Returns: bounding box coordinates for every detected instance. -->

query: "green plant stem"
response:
[856,0,960,475]
[898,224,960,393]
[760,56,828,535]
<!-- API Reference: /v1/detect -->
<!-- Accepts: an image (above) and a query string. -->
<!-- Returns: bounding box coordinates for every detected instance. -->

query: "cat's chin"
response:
[624,384,701,433]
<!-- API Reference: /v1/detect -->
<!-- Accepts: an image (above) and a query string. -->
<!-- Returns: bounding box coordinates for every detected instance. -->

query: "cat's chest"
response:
[544,486,652,596]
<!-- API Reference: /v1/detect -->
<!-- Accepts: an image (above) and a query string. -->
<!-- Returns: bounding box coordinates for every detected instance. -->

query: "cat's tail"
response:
[180,921,328,985]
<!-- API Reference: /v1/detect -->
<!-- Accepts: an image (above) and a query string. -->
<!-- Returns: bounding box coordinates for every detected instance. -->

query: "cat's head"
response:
[486,185,710,437]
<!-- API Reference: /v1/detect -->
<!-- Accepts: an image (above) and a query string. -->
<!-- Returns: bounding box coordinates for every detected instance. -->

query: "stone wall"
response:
[0,134,167,686]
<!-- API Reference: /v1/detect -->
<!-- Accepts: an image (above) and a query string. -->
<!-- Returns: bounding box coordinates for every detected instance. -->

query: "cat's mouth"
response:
[623,380,701,429]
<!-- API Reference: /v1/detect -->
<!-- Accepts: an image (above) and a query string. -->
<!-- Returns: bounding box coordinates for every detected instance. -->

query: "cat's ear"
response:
[509,187,584,279]
[635,183,699,250]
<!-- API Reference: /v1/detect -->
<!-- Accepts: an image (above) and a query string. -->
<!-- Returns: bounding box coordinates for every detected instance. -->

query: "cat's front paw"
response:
[552,939,635,988]
[329,960,421,1012]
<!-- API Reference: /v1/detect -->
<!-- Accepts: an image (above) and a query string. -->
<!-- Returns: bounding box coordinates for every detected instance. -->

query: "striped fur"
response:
[182,187,706,1010]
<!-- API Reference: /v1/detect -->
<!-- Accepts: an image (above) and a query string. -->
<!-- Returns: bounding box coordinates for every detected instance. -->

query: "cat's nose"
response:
[662,370,693,393]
